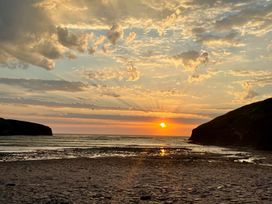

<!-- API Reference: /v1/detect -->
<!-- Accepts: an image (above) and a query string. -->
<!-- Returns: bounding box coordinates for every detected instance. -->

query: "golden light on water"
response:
[160,148,166,156]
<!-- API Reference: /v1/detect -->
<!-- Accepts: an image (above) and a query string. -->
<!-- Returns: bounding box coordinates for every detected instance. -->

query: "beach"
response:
[1,1,272,203]
[1,154,272,204]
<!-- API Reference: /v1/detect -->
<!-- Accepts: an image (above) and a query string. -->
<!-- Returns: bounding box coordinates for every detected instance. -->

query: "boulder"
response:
[189,98,272,150]
[0,118,52,136]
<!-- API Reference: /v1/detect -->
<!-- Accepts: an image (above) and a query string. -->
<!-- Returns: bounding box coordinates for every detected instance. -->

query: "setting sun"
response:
[160,122,167,128]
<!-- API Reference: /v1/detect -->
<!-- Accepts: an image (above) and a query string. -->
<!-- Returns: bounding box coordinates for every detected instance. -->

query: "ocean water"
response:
[0,134,271,165]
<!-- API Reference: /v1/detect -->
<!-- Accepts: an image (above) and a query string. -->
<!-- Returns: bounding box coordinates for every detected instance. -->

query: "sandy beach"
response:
[1,155,272,204]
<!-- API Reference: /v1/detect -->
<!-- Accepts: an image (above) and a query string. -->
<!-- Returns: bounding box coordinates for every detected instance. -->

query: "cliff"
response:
[189,98,272,150]
[0,118,52,136]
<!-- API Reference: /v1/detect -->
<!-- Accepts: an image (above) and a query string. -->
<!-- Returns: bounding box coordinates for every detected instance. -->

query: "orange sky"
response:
[0,1,271,136]
[2,113,195,136]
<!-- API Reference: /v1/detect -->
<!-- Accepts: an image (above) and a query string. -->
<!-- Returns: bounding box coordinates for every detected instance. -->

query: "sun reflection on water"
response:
[159,148,166,156]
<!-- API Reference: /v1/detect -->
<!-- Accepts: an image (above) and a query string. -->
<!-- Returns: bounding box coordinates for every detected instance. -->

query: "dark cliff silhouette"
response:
[0,118,52,136]
[190,98,272,150]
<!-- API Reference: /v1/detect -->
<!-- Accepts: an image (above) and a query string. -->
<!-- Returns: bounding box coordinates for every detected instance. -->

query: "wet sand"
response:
[0,155,272,204]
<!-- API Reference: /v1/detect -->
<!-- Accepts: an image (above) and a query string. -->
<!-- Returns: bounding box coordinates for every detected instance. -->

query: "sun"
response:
[160,122,167,128]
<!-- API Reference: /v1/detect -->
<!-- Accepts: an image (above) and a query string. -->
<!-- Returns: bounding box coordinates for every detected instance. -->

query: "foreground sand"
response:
[0,156,272,204]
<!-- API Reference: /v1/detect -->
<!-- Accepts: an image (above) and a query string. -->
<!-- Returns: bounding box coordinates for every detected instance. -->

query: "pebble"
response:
[5,183,16,187]
[217,185,224,189]
[140,195,151,200]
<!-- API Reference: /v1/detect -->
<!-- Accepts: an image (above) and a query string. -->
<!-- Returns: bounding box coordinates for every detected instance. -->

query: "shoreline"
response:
[1,156,272,203]
[1,145,272,166]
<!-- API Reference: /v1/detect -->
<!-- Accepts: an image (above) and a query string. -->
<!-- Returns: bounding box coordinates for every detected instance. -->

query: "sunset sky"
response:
[0,0,271,135]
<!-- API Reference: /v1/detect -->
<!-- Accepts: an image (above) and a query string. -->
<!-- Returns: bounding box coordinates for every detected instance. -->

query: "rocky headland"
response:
[190,98,272,150]
[0,118,52,136]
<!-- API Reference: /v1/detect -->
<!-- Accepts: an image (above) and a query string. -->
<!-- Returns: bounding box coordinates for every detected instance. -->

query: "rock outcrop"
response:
[189,98,272,150]
[0,118,52,136]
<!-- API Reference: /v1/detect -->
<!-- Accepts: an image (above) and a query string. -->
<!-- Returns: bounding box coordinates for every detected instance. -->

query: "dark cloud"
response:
[0,0,53,42]
[215,2,272,31]
[101,91,121,98]
[0,94,208,124]
[35,41,64,60]
[64,113,207,125]
[57,27,90,52]
[185,0,258,10]
[0,78,87,92]
[197,31,241,46]
[0,44,55,70]
[0,96,94,109]
[0,1,93,69]
[173,50,209,71]
[0,0,56,69]
[107,24,123,45]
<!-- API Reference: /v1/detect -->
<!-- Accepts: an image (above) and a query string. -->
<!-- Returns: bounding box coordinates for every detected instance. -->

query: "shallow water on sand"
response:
[0,134,271,166]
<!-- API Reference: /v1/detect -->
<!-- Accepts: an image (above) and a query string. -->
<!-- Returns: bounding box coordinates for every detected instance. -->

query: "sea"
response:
[0,134,271,166]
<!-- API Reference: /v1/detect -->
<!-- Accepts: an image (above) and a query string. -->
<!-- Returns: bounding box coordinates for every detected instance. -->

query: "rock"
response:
[0,118,52,136]
[140,195,151,200]
[189,98,272,150]
[5,183,16,187]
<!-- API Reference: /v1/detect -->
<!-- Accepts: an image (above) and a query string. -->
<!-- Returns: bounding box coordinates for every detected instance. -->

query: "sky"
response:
[0,0,272,136]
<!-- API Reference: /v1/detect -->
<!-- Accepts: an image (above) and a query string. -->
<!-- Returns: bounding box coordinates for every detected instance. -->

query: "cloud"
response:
[88,48,96,55]
[0,78,87,92]
[197,31,243,47]
[229,70,272,90]
[101,91,121,98]
[188,70,219,83]
[126,32,137,43]
[243,89,258,100]
[0,1,57,69]
[35,41,64,60]
[0,48,27,69]
[83,69,122,81]
[155,8,182,36]
[95,35,106,46]
[82,64,140,82]
[107,24,124,45]
[34,0,69,10]
[0,96,94,109]
[0,1,94,69]
[2,0,269,71]
[65,52,77,59]
[57,27,91,52]
[68,0,176,27]
[267,41,272,51]
[215,2,272,35]
[172,50,209,71]
[64,112,207,124]
[115,57,140,81]
[1,0,270,71]
[88,35,107,55]
[0,1,53,42]
[0,43,55,70]
[228,69,272,101]
[187,0,257,8]
[239,81,259,100]
[1,0,272,121]
[125,61,140,81]
[228,70,272,78]
[0,94,208,124]
[102,43,111,53]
